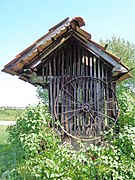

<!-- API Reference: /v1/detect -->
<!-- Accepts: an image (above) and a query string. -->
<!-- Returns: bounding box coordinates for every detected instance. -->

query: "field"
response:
[0,125,9,145]
[0,107,24,121]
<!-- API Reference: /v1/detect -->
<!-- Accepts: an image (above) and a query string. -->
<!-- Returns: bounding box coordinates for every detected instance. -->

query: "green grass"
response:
[0,126,15,178]
[0,125,9,145]
[0,108,24,121]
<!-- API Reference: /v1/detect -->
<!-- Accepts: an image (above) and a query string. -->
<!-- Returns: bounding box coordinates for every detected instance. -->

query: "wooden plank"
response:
[45,60,49,82]
[65,45,69,76]
[53,55,56,76]
[49,62,53,126]
[73,41,77,77]
[73,78,77,133]
[77,76,81,136]
[53,76,57,128]
[56,77,60,127]
[93,55,97,138]
[105,65,109,128]
[87,53,90,76]
[70,41,73,76]
[42,62,45,81]
[61,47,65,76]
[85,51,88,76]
[81,49,85,135]
[81,48,85,76]
[57,50,61,77]
[89,54,93,134]
[101,61,105,131]
[77,45,81,76]
[97,58,101,134]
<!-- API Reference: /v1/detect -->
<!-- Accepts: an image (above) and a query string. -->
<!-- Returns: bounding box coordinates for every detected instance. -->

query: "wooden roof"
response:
[2,17,132,86]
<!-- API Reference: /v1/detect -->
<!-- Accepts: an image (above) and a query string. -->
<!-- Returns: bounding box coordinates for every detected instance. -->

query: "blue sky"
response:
[0,0,135,107]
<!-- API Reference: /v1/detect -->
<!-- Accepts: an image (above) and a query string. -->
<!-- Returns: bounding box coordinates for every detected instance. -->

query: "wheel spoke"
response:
[58,96,80,106]
[54,76,119,140]
[62,87,83,105]
[91,108,115,122]
[60,110,81,125]
[56,108,83,115]
[69,81,79,95]
[89,110,111,129]
[55,104,76,108]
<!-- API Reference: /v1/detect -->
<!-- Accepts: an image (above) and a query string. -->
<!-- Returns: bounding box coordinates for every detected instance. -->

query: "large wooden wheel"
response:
[54,76,119,141]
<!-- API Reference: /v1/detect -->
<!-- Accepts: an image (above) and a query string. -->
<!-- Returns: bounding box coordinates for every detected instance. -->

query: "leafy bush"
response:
[117,85,135,128]
[0,105,134,179]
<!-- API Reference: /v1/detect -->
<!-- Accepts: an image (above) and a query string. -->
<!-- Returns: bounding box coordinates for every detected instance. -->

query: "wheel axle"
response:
[82,103,90,112]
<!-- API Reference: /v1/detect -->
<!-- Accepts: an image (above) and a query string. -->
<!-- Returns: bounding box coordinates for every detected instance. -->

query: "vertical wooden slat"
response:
[97,58,101,134]
[53,55,57,128]
[45,60,49,82]
[73,41,77,77]
[85,51,88,76]
[85,54,89,132]
[53,55,56,76]
[112,82,117,119]
[81,49,85,76]
[105,64,109,128]
[77,45,81,76]
[42,62,45,81]
[57,50,61,77]
[49,61,53,126]
[108,68,113,120]
[65,45,69,76]
[61,47,65,76]
[93,55,97,140]
[70,41,73,77]
[81,49,85,134]
[56,77,60,126]
[65,45,70,134]
[101,61,105,131]
[84,51,88,135]
[89,54,93,136]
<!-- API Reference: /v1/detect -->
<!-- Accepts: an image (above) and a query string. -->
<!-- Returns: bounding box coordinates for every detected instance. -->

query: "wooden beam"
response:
[72,33,128,71]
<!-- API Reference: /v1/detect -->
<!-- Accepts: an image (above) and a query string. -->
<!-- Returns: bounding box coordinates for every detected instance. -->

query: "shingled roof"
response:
[2,17,132,85]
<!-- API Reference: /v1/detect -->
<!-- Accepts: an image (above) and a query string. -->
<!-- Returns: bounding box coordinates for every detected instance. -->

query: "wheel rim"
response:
[54,76,119,141]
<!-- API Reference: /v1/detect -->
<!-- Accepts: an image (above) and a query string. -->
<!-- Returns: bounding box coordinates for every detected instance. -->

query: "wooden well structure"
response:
[3,17,131,142]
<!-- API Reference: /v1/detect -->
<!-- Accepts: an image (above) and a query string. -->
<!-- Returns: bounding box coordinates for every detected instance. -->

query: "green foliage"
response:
[117,85,135,128]
[0,107,24,121]
[0,104,134,179]
[36,86,49,105]
[0,36,135,179]
[7,105,59,156]
[100,36,135,91]
[100,126,135,179]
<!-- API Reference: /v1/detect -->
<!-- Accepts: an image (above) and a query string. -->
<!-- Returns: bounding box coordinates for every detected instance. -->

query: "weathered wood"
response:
[44,38,118,142]
[77,45,81,76]
[72,41,76,77]
[48,61,54,127]
[97,58,101,133]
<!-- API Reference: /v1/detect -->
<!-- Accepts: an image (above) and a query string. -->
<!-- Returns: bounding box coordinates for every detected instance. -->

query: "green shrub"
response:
[117,85,135,128]
[0,105,134,179]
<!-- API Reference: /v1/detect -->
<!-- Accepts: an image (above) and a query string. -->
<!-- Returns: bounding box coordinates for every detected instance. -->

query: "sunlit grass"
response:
[0,125,9,145]
[0,108,24,121]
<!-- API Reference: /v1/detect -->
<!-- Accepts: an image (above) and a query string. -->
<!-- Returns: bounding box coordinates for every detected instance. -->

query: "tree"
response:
[100,36,135,93]
[36,86,49,105]
[100,36,135,128]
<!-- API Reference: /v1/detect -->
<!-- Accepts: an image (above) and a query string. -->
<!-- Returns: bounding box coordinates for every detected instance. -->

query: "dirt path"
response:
[0,121,16,126]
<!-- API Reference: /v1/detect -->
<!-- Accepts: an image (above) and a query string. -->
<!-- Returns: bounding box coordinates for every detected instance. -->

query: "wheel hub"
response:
[83,103,90,112]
